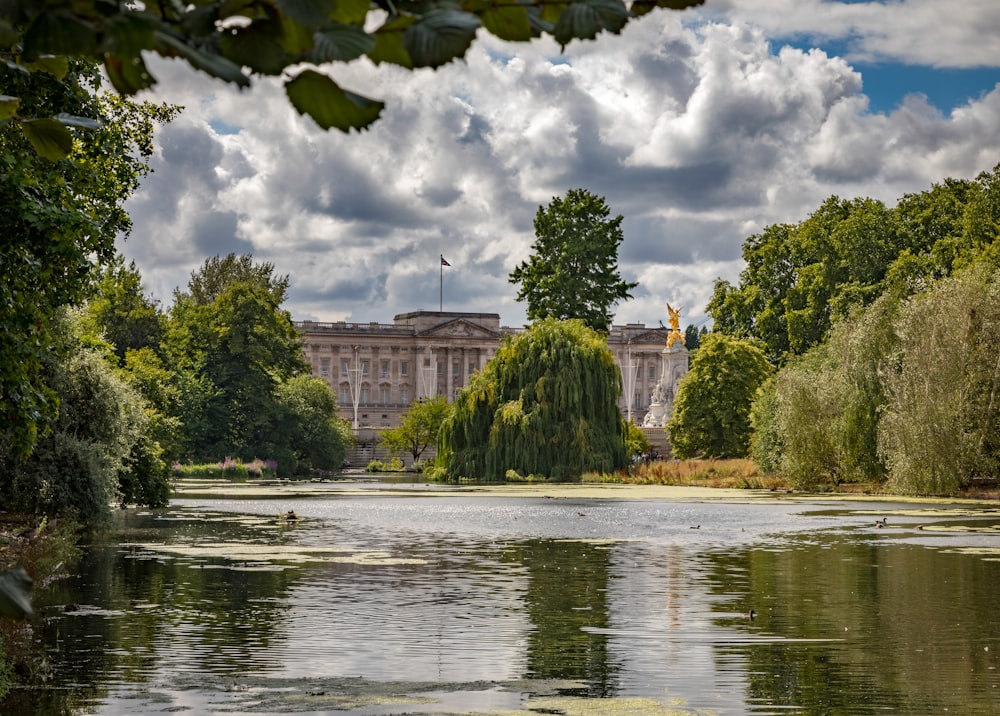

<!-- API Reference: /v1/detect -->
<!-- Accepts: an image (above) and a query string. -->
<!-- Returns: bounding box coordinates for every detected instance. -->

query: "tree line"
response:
[669,164,1000,494]
[1,252,351,528]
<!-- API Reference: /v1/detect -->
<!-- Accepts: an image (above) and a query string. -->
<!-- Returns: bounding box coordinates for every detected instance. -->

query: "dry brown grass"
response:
[584,458,790,490]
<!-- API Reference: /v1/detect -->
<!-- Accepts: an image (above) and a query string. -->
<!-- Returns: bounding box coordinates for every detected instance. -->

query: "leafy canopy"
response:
[436,318,627,481]
[166,254,309,471]
[379,395,454,464]
[708,166,1000,366]
[0,58,176,458]
[666,333,772,459]
[1,0,704,134]
[510,188,638,333]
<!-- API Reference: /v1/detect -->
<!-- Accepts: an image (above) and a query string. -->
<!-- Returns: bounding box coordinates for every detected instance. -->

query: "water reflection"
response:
[6,488,1000,714]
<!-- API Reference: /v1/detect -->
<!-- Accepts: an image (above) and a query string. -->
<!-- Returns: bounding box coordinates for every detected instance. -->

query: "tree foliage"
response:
[879,264,1000,495]
[80,256,166,364]
[0,314,168,527]
[667,333,772,459]
[0,58,176,458]
[166,254,310,473]
[436,318,627,481]
[276,376,351,472]
[379,395,453,464]
[707,167,1000,366]
[1,0,703,135]
[510,189,638,333]
[752,261,1000,495]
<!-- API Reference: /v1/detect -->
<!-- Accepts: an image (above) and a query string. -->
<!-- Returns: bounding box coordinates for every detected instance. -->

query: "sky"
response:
[119,0,1000,330]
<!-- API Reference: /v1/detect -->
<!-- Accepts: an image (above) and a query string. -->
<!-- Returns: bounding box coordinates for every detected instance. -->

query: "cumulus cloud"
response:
[120,2,1000,329]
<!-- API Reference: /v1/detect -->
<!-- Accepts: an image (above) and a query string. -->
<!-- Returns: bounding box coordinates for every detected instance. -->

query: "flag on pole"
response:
[441,255,451,266]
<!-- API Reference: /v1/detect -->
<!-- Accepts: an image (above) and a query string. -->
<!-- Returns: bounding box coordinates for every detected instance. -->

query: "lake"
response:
[10,479,1000,714]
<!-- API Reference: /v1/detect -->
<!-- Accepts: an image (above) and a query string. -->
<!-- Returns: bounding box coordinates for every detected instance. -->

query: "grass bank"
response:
[584,458,789,490]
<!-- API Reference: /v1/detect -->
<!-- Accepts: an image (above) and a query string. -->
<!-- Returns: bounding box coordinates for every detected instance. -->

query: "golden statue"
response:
[666,302,685,348]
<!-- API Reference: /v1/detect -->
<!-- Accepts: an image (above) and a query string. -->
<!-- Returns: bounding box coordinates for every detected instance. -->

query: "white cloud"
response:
[709,0,1000,68]
[120,4,1000,332]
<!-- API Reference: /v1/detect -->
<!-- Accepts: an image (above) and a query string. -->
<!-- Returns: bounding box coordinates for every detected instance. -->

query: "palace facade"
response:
[296,310,683,430]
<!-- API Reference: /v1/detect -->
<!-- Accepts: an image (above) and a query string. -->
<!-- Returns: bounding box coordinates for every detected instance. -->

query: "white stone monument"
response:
[642,303,690,428]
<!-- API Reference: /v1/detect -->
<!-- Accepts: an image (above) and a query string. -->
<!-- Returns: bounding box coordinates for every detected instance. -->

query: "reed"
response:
[583,458,788,490]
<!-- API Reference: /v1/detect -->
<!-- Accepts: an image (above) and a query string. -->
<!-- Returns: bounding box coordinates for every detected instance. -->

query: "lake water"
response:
[10,479,1000,714]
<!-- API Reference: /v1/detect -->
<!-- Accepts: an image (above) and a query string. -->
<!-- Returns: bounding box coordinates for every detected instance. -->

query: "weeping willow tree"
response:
[879,263,1000,494]
[435,318,627,482]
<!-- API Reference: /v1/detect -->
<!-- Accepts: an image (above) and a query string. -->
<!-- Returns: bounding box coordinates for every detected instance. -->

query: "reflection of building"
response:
[296,311,677,429]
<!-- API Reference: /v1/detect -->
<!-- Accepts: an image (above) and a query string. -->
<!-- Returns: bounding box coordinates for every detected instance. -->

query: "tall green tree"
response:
[276,376,351,472]
[81,256,166,364]
[1,0,703,136]
[2,313,168,527]
[510,189,637,333]
[708,197,903,365]
[879,264,1000,495]
[166,255,309,471]
[379,395,453,465]
[436,318,627,481]
[667,333,772,459]
[0,58,175,459]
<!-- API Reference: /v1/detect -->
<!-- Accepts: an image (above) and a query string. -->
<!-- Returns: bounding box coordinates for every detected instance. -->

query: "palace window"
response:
[320,357,330,376]
[381,360,389,379]
[401,361,409,376]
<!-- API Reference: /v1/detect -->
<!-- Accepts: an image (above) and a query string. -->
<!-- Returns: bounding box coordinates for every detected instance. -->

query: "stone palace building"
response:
[296,310,688,432]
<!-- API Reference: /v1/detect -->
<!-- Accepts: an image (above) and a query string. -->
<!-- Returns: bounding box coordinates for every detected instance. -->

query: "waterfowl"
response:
[744,609,756,620]
[875,517,887,528]
[283,510,299,521]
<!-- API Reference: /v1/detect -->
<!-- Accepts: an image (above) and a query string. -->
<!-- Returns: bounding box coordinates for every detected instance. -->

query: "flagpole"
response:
[439,255,443,312]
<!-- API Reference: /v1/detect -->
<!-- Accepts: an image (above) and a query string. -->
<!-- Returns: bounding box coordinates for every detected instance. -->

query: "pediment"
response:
[627,329,670,345]
[418,318,501,340]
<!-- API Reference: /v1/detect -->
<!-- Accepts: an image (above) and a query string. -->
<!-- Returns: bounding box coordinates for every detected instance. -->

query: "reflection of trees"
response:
[504,539,619,696]
[2,511,298,714]
[702,537,1000,713]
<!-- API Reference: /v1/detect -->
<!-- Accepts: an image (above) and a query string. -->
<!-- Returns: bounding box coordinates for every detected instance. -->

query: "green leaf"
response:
[285,70,383,132]
[480,5,532,42]
[180,4,222,36]
[311,23,374,62]
[55,113,103,130]
[104,51,156,94]
[553,0,629,48]
[0,19,19,47]
[22,11,98,60]
[26,55,70,80]
[403,9,480,68]
[0,568,33,620]
[279,15,317,55]
[20,117,75,161]
[154,30,251,87]
[330,0,371,24]
[219,20,291,75]
[539,2,567,25]
[631,0,703,16]
[367,17,415,68]
[0,95,20,122]
[275,0,338,28]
